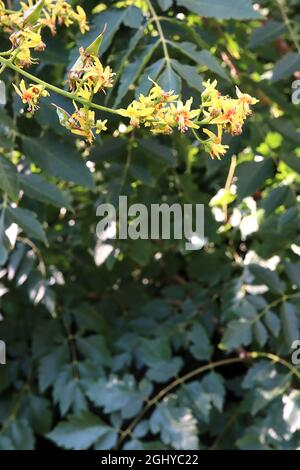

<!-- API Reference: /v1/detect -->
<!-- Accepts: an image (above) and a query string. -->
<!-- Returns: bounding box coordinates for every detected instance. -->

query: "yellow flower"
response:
[66,107,95,143]
[9,28,45,67]
[13,79,49,112]
[96,119,108,134]
[148,78,178,103]
[201,80,258,137]
[170,98,199,133]
[118,99,155,128]
[69,49,114,95]
[201,79,221,107]
[74,6,89,34]
[39,10,57,36]
[203,126,229,160]
[76,85,93,101]
[236,86,259,117]
[10,28,44,49]
[83,60,115,94]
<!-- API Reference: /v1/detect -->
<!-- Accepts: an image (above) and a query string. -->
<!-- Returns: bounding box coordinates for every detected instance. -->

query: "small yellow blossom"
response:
[118,98,155,128]
[203,127,229,160]
[13,79,49,112]
[9,28,45,67]
[69,48,115,96]
[118,80,198,134]
[65,106,96,143]
[96,119,108,134]
[169,98,199,133]
[201,79,258,138]
[74,6,89,34]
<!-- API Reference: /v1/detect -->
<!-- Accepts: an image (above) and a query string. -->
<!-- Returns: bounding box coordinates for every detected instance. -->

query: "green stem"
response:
[146,0,170,65]
[0,56,122,116]
[276,0,300,54]
[192,127,205,143]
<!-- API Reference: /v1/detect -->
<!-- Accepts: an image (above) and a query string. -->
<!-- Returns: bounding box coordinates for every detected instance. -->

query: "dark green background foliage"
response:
[0,0,300,450]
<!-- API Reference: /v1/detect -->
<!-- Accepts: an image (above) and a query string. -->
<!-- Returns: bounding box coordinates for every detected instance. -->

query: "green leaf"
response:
[53,105,70,127]
[139,138,176,166]
[202,372,225,412]
[150,399,199,450]
[38,346,68,392]
[6,207,47,244]
[140,338,183,383]
[53,365,87,416]
[123,6,144,28]
[189,323,212,360]
[48,411,115,450]
[19,174,72,210]
[272,53,300,83]
[236,159,275,200]
[271,118,300,144]
[264,310,280,337]
[171,60,204,91]
[114,42,159,107]
[0,108,14,150]
[3,419,35,450]
[249,264,284,295]
[158,65,181,94]
[23,0,45,25]
[170,42,230,81]
[157,0,173,11]
[22,133,94,189]
[0,155,19,201]
[262,185,289,215]
[176,0,262,20]
[281,154,300,173]
[249,21,287,48]
[0,209,10,265]
[24,394,52,435]
[220,319,252,350]
[87,375,148,419]
[253,319,268,347]
[135,59,165,97]
[280,302,299,346]
[78,8,138,56]
[86,28,106,56]
[0,437,14,450]
[76,335,111,366]
[285,262,300,289]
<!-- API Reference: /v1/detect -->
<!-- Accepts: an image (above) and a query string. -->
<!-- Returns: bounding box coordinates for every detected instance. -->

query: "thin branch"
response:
[276,0,300,54]
[223,155,237,220]
[146,0,171,65]
[0,56,121,116]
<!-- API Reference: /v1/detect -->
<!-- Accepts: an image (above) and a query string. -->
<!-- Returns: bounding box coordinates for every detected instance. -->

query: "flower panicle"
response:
[117,78,199,135]
[6,13,258,159]
[199,79,258,158]
[0,0,89,35]
[0,1,89,69]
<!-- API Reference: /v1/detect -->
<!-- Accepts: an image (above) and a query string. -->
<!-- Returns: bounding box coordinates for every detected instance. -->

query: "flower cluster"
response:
[54,39,114,142]
[0,2,258,159]
[13,79,49,112]
[0,0,88,34]
[118,80,199,135]
[68,47,115,100]
[0,0,88,68]
[200,79,259,158]
[55,104,108,144]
